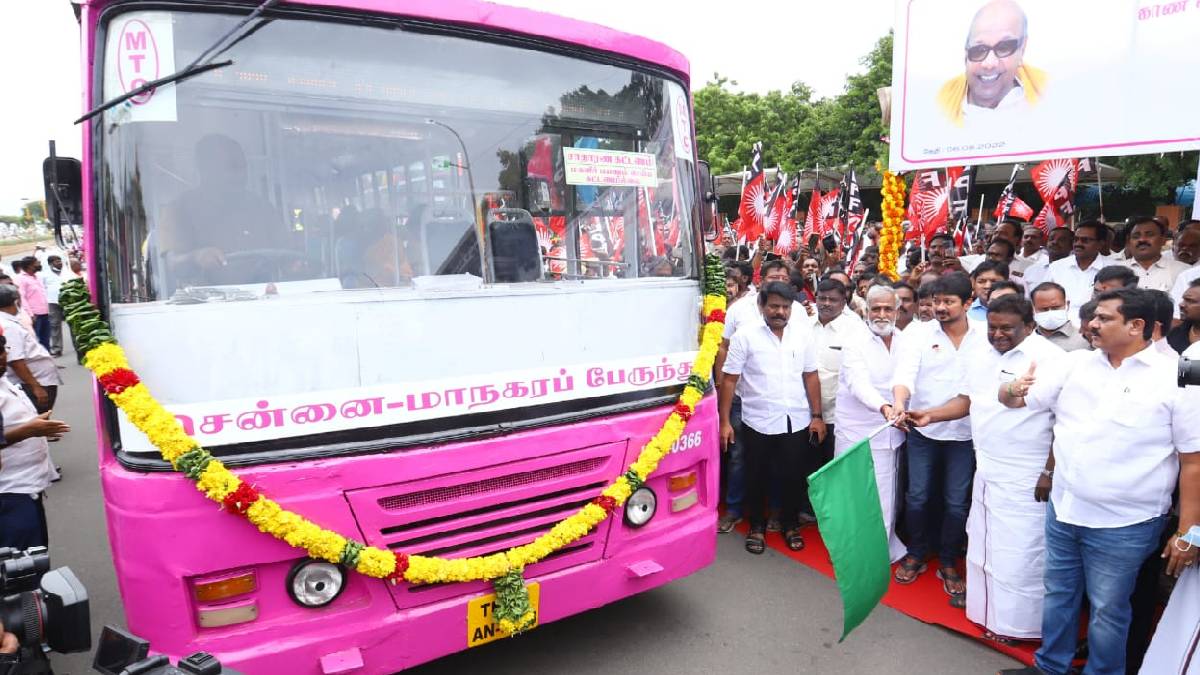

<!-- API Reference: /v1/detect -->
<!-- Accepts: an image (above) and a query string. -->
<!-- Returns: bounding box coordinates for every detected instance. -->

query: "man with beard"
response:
[1120,216,1189,293]
[908,293,1062,633]
[998,288,1200,675]
[1172,222,1200,266]
[1023,226,1072,296]
[806,278,870,521]
[719,282,824,555]
[891,272,989,601]
[836,285,909,562]
[1049,221,1109,327]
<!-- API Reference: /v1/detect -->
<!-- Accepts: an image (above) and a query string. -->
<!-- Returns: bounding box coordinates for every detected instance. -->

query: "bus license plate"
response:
[465,581,542,643]
[466,582,540,648]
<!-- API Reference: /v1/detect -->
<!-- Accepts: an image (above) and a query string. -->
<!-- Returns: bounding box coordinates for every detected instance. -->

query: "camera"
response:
[1181,357,1200,387]
[93,626,244,675]
[0,547,90,660]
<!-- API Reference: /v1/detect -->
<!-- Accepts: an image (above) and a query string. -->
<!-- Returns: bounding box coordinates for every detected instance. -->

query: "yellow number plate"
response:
[466,582,540,648]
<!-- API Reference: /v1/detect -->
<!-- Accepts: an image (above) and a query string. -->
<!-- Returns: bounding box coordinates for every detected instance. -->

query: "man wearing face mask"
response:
[835,285,909,563]
[908,294,1062,637]
[1030,282,1089,351]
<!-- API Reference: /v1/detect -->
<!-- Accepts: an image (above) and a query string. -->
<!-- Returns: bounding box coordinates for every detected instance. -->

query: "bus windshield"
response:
[98,9,698,303]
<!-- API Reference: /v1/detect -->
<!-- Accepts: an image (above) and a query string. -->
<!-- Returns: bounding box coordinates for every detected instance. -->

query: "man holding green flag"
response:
[808,421,895,641]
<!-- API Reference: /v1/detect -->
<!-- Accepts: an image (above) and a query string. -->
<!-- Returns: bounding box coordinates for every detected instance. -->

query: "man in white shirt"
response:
[0,286,62,413]
[0,333,72,549]
[1029,282,1090,352]
[836,285,908,562]
[1170,262,1200,319]
[715,260,805,533]
[1049,221,1109,326]
[808,278,869,515]
[38,255,65,357]
[998,288,1200,675]
[891,272,989,597]
[1121,217,1189,294]
[908,294,1063,638]
[1023,226,1073,297]
[1010,225,1045,279]
[720,281,824,555]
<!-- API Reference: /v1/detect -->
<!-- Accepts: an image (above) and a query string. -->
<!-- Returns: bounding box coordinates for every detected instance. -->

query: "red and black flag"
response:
[737,142,768,242]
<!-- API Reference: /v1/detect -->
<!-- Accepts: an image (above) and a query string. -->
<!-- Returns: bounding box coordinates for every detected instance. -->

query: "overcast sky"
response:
[0,0,893,215]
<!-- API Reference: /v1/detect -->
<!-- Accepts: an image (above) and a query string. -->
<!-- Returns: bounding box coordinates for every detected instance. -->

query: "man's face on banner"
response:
[964,1,1028,109]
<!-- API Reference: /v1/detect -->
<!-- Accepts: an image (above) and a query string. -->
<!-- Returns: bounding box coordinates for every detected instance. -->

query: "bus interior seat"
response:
[487,209,542,283]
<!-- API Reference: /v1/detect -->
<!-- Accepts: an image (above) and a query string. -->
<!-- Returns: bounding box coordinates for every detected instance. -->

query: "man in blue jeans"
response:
[997,288,1200,675]
[891,273,988,605]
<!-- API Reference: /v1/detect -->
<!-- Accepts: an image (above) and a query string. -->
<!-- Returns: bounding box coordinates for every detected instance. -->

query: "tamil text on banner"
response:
[807,435,891,640]
[563,148,657,188]
[115,351,698,453]
[889,0,1200,170]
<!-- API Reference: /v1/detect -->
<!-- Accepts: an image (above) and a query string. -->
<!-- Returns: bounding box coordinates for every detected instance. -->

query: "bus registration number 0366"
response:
[670,431,703,454]
[467,583,541,647]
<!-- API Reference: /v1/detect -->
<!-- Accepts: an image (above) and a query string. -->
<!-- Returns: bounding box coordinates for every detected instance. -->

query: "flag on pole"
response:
[764,170,788,240]
[737,142,768,242]
[836,169,864,246]
[1031,158,1079,230]
[905,169,950,243]
[773,179,800,255]
[803,182,822,245]
[808,435,891,641]
[819,188,841,239]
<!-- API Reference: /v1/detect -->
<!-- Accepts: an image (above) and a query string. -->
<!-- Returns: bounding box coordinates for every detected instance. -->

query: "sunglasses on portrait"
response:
[965,38,1023,62]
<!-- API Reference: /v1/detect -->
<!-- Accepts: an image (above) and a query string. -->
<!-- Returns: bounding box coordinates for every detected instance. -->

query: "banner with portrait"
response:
[889,0,1200,170]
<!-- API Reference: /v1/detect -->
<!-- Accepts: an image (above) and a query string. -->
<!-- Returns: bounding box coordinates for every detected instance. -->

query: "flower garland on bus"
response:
[60,253,727,636]
[876,160,906,280]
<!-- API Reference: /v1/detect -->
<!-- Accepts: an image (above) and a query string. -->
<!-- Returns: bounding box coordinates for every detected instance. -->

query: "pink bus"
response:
[59,0,718,672]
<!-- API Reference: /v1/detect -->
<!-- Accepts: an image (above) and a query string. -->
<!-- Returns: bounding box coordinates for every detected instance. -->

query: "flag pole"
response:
[1095,158,1104,223]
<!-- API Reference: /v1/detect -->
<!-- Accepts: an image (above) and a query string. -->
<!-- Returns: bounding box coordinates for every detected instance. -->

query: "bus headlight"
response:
[287,560,345,608]
[624,487,657,527]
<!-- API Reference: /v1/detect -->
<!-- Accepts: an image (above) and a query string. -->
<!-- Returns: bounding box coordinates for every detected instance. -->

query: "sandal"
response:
[894,555,927,584]
[949,593,967,609]
[745,528,766,555]
[937,566,966,597]
[784,528,805,551]
[982,630,1018,646]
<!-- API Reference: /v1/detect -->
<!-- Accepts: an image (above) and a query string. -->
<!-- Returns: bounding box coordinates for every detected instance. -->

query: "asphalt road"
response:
[42,356,1018,675]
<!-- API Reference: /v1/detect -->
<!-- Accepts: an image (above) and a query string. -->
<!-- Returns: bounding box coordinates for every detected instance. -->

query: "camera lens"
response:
[0,591,44,647]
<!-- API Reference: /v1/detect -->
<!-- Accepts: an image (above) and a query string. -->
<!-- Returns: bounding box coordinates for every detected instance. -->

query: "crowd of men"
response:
[712,215,1200,675]
[0,247,79,552]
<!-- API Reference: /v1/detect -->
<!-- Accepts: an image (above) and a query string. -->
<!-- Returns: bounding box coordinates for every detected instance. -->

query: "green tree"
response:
[1106,152,1198,203]
[693,33,893,179]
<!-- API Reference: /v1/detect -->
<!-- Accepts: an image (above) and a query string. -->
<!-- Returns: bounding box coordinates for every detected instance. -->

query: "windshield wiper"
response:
[75,0,280,124]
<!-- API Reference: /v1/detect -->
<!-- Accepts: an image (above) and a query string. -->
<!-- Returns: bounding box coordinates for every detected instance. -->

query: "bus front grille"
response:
[344,440,628,608]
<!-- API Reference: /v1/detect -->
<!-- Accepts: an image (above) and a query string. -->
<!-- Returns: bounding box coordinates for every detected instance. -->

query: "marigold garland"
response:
[875,160,907,280]
[60,253,727,638]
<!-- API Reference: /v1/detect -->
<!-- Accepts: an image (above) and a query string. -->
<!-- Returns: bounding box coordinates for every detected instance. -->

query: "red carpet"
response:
[735,521,1038,665]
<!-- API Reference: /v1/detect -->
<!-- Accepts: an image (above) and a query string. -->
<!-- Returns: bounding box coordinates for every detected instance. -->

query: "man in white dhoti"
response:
[907,293,1063,633]
[835,285,908,563]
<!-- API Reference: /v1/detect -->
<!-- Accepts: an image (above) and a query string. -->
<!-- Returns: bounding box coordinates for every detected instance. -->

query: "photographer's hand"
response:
[0,620,17,654]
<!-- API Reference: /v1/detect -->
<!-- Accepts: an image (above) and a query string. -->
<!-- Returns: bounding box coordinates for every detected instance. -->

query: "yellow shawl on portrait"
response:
[936,63,1048,126]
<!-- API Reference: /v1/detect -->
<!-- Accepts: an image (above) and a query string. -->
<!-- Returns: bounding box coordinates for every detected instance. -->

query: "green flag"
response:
[807,436,891,641]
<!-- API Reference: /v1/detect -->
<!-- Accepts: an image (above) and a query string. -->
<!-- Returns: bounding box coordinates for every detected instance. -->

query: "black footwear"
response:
[717,513,742,533]
[996,667,1044,675]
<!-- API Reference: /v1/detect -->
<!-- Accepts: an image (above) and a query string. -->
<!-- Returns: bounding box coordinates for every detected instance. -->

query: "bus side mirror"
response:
[43,153,82,248]
[697,160,717,242]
